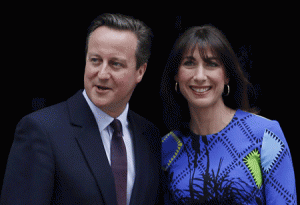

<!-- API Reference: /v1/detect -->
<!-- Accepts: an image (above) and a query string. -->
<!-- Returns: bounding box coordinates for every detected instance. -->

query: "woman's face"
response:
[175,46,228,110]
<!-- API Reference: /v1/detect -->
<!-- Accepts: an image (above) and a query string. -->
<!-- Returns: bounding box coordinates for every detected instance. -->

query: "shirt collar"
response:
[82,89,129,133]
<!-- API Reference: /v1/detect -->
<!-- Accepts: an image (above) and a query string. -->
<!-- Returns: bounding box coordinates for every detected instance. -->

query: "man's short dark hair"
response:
[86,13,153,69]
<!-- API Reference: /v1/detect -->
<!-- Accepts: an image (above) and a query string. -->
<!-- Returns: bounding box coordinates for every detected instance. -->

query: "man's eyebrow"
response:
[87,53,100,57]
[109,57,128,67]
[110,57,127,63]
[87,54,127,63]
[110,57,126,61]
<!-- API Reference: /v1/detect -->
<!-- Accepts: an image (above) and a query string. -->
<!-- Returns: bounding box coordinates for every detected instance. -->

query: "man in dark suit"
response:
[1,13,161,204]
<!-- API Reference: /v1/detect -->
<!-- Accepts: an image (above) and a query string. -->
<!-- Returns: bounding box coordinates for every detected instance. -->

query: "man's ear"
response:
[136,63,147,83]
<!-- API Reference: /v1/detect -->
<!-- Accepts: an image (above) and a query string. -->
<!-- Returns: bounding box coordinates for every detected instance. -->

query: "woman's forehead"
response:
[183,44,218,59]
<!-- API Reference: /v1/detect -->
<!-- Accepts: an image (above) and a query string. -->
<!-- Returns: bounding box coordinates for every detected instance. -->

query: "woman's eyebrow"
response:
[182,56,196,60]
[183,56,219,61]
[203,56,219,62]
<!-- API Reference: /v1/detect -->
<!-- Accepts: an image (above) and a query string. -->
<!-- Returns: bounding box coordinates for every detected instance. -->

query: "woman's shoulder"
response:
[236,109,285,142]
[236,109,280,130]
[162,130,184,171]
[162,130,183,141]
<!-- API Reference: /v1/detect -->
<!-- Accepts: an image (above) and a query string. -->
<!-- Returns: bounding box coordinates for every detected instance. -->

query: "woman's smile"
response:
[190,86,212,94]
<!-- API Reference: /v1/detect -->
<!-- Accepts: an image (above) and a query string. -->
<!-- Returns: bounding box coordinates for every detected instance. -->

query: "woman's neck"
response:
[189,101,236,136]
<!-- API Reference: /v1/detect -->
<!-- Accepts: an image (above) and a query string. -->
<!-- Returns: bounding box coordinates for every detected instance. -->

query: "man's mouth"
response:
[96,85,111,90]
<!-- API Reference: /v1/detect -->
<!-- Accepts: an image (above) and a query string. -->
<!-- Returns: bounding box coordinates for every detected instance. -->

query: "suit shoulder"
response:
[19,100,68,128]
[129,110,159,133]
[129,110,155,126]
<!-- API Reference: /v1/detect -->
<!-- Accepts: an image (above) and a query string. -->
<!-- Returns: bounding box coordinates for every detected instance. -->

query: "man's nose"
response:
[97,63,110,80]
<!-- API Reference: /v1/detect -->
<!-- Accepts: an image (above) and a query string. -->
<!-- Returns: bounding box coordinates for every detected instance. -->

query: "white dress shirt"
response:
[83,90,135,205]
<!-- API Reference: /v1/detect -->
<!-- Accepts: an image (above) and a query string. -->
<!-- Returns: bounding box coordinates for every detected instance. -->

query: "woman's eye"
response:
[183,60,195,66]
[208,62,219,67]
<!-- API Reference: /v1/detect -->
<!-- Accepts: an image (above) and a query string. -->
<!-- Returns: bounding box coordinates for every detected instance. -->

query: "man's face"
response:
[84,26,146,118]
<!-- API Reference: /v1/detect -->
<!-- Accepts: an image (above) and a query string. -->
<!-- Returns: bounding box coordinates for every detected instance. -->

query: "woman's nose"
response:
[193,66,207,82]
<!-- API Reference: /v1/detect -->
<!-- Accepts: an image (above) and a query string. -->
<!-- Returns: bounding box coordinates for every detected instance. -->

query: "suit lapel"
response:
[67,90,117,205]
[128,111,152,205]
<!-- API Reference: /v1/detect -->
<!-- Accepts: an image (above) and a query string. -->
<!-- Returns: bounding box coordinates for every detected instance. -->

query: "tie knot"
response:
[110,119,123,137]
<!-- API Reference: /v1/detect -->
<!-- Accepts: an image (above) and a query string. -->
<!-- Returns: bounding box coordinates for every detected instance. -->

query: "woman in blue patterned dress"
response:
[160,25,297,204]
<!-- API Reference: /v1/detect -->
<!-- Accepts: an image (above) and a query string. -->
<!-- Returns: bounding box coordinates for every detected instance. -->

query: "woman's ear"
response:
[225,77,230,85]
[174,75,178,82]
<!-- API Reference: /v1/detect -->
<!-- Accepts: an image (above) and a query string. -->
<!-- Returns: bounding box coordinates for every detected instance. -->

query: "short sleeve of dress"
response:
[162,131,183,171]
[261,120,297,204]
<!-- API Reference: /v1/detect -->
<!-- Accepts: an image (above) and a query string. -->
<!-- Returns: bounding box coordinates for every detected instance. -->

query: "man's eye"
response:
[111,61,124,68]
[90,58,99,63]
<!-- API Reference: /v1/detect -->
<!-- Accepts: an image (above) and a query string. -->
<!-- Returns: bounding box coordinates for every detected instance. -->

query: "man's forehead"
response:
[90,26,137,45]
[88,26,137,57]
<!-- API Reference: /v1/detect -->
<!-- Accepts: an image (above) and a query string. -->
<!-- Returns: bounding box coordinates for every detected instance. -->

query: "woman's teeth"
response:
[191,87,211,93]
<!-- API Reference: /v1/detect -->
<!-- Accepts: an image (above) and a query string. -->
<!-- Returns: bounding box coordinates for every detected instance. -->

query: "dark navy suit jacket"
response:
[1,90,162,204]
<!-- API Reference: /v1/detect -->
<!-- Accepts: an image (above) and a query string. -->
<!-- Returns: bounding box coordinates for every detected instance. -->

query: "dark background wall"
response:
[2,3,298,197]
